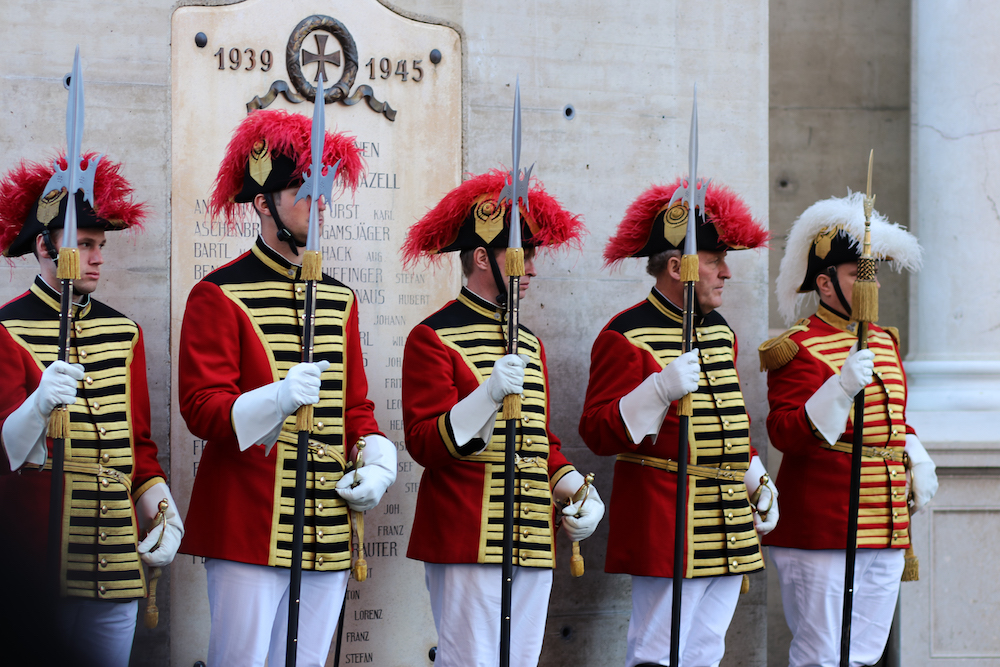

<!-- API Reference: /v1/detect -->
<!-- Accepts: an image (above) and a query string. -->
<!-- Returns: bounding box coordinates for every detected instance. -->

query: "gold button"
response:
[99,585,106,594]
[75,325,83,334]
[317,556,324,565]
[319,476,326,484]
[522,529,529,538]
[522,483,530,492]
[79,350,87,359]
[893,532,898,539]
[522,507,531,516]
[525,438,532,445]
[92,402,99,410]
[728,512,734,520]
[317,503,324,511]
[726,441,732,450]
[85,376,93,385]
[100,558,108,567]
[725,465,731,470]
[727,488,734,496]
[891,429,898,436]
[317,422,324,429]
[102,453,110,463]
[296,287,303,294]
[730,536,737,544]
[893,512,898,519]
[317,530,324,538]
[723,420,729,427]
[890,470,896,477]
[99,427,106,435]
[731,560,738,568]
[100,504,108,514]
[877,371,883,378]
[287,269,296,278]
[101,478,109,488]
[317,448,325,457]
[522,415,530,424]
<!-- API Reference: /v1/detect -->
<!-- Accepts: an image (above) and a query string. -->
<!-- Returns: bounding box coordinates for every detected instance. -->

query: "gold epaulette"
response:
[758,320,810,372]
[883,325,901,347]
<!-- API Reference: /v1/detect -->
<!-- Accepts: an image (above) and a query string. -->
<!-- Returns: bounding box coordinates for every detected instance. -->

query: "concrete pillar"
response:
[903,1,1000,663]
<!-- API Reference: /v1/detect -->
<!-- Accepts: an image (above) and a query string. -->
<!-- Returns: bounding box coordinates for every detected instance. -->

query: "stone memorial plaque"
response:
[170,2,461,664]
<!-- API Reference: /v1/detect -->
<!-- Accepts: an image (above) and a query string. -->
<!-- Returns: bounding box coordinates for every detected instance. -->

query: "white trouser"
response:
[56,598,138,667]
[770,547,904,667]
[424,562,553,667]
[205,558,349,667]
[626,574,742,667]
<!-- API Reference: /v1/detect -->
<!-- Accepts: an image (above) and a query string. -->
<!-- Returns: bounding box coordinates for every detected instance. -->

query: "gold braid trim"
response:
[758,321,810,372]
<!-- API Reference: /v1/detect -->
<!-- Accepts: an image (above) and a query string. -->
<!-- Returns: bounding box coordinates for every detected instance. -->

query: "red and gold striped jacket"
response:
[763,304,912,550]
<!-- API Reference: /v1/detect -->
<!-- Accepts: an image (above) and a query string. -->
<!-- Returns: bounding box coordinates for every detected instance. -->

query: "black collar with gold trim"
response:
[252,236,303,281]
[31,275,92,319]
[815,302,859,335]
[457,286,504,322]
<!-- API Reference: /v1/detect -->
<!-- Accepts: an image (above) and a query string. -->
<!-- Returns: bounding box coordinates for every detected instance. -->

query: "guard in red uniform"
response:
[0,153,182,667]
[760,192,937,667]
[579,180,774,667]
[400,169,604,667]
[178,109,396,667]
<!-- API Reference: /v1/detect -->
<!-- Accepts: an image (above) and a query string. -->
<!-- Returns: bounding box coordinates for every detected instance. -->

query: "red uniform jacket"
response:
[0,276,164,599]
[763,304,911,550]
[402,288,575,568]
[580,289,763,579]
[179,238,381,570]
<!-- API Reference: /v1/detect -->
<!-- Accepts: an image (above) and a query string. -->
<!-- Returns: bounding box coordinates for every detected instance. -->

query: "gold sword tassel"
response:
[144,498,169,629]
[569,473,595,578]
[350,439,368,582]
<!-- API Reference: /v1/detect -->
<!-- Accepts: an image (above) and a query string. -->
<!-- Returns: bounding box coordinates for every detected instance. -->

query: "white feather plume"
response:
[776,190,923,325]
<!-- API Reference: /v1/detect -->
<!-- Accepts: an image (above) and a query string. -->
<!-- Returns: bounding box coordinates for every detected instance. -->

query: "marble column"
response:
[903,1,1000,663]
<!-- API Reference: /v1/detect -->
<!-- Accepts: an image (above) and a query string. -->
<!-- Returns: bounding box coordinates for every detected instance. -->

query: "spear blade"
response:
[295,70,338,253]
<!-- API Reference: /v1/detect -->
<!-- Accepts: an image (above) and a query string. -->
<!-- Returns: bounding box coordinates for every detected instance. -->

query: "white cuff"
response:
[448,383,500,449]
[904,433,932,466]
[231,382,286,454]
[804,375,854,446]
[2,396,49,471]
[553,469,586,503]
[618,374,669,445]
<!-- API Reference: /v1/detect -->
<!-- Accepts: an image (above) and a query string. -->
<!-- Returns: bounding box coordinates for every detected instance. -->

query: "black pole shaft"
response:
[840,324,869,667]
[499,274,520,667]
[669,279,697,666]
[46,278,73,599]
[287,279,317,667]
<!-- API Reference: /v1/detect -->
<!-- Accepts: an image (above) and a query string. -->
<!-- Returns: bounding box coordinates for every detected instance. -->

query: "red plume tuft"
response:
[209,109,365,229]
[401,168,585,267]
[603,178,767,267]
[0,151,147,256]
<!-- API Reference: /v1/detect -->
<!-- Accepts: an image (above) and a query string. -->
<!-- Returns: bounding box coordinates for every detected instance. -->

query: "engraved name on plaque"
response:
[170,1,461,664]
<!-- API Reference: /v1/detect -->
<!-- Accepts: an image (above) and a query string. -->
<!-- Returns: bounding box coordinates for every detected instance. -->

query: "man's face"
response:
[497,246,537,301]
[43,228,106,295]
[272,186,325,245]
[693,249,731,313]
[72,229,107,295]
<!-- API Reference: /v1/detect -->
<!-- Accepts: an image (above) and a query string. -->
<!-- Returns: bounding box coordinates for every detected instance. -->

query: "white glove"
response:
[619,349,700,444]
[905,434,938,513]
[486,354,526,403]
[448,383,499,451]
[231,360,331,454]
[839,345,875,399]
[744,456,779,536]
[805,345,875,446]
[136,483,184,568]
[2,361,84,471]
[336,434,397,512]
[555,470,605,542]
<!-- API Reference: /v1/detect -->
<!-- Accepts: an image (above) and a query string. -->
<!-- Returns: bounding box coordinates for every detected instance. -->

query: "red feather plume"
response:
[603,178,768,267]
[209,109,365,229]
[0,151,147,255]
[401,168,585,267]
